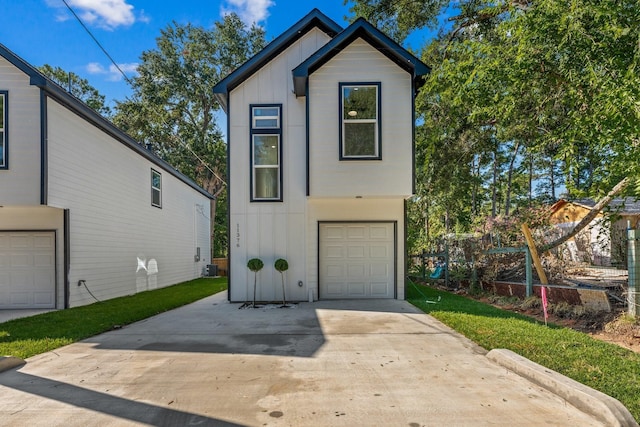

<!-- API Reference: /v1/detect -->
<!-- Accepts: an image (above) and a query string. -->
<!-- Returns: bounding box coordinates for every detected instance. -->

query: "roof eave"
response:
[291,18,430,97]
[212,8,342,101]
[0,42,214,200]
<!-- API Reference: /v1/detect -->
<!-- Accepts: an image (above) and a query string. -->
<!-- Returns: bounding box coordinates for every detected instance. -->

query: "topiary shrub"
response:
[247,258,264,307]
[274,258,289,306]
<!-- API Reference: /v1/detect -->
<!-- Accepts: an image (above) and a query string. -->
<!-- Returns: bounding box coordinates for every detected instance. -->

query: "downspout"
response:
[64,209,70,308]
[226,92,232,301]
[40,91,48,205]
[403,201,408,300]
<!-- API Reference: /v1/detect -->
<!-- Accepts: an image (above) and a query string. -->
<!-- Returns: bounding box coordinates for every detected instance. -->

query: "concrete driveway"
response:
[0,292,607,426]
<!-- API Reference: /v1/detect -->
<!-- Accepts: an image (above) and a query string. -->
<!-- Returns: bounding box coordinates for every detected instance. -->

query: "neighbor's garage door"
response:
[319,222,395,299]
[0,232,56,309]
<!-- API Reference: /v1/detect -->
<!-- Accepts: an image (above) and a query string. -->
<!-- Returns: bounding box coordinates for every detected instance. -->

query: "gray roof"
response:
[572,198,640,215]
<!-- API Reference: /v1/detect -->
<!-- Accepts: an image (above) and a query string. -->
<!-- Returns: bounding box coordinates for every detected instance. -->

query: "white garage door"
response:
[0,232,56,309]
[319,222,395,299]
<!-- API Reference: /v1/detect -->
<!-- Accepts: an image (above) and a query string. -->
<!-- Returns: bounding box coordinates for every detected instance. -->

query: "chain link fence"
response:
[410,224,639,316]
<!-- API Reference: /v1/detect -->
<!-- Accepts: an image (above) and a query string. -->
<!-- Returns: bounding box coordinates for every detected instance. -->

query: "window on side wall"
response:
[339,83,381,160]
[250,105,282,201]
[151,169,162,208]
[0,91,7,169]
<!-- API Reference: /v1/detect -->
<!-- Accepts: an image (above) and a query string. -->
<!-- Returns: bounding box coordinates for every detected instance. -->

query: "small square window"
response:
[151,169,162,208]
[340,83,381,160]
[252,106,280,128]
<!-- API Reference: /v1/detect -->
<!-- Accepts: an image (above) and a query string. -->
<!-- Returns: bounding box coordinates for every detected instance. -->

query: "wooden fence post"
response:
[521,224,548,285]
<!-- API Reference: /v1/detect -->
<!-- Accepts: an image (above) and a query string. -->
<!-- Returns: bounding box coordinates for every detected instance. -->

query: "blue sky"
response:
[1,0,434,109]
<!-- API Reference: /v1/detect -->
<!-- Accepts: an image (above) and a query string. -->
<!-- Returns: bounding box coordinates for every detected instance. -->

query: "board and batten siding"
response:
[227,28,332,302]
[0,57,42,205]
[45,99,210,307]
[306,198,405,300]
[308,39,413,198]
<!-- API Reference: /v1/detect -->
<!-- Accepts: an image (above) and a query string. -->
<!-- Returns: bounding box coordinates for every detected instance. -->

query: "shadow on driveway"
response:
[1,371,243,426]
[0,292,604,426]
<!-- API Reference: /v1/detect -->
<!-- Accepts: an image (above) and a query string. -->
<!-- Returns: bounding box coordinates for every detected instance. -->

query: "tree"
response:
[498,0,640,195]
[352,0,640,248]
[112,14,266,259]
[348,0,447,42]
[38,64,111,116]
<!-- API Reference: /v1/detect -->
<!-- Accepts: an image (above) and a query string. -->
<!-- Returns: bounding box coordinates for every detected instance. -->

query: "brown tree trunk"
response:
[504,142,520,217]
[549,157,556,201]
[528,154,533,206]
[471,157,477,215]
[491,150,498,218]
[424,200,430,243]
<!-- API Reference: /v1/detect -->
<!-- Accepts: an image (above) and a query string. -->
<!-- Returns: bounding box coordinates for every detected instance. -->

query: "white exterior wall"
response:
[228,28,332,302]
[45,99,211,307]
[0,57,42,205]
[307,198,405,300]
[0,206,65,307]
[308,39,413,197]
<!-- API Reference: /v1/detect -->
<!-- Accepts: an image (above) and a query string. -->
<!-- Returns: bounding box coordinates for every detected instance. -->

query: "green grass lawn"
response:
[406,280,640,423]
[0,278,227,360]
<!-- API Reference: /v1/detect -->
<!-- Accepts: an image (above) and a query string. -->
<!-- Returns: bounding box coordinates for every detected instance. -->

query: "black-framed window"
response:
[151,168,162,208]
[0,91,7,169]
[339,83,381,160]
[250,104,282,201]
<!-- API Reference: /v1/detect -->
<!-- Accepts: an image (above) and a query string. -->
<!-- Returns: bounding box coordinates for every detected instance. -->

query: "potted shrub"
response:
[247,258,264,308]
[274,258,289,307]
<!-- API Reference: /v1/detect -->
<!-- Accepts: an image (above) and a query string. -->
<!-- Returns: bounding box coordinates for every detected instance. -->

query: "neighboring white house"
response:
[0,43,213,310]
[213,9,429,302]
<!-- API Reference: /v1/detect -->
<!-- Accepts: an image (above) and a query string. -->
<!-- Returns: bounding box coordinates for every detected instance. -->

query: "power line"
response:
[61,0,133,85]
[61,0,226,190]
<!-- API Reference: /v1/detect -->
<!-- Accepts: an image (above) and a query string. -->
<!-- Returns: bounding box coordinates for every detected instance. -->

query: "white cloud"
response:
[86,61,138,81]
[86,62,106,74]
[46,0,139,30]
[221,0,275,26]
[108,63,138,81]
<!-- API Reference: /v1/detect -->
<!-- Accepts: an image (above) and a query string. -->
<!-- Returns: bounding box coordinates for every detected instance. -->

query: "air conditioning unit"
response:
[206,264,218,277]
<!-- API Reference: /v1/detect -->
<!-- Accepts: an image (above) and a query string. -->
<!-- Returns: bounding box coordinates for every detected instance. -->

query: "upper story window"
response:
[0,91,7,169]
[250,104,282,202]
[252,106,280,128]
[339,83,381,160]
[151,169,162,208]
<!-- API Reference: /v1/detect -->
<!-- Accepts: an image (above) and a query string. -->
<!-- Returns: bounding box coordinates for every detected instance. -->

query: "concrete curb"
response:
[0,356,25,373]
[487,349,638,427]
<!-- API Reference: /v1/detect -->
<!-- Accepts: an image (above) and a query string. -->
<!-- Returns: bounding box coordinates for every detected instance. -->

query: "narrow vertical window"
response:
[151,169,162,208]
[0,91,7,169]
[339,83,381,160]
[250,105,282,201]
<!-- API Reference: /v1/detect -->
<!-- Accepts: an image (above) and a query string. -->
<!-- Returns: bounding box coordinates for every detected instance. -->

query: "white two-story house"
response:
[0,43,212,310]
[214,9,429,302]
